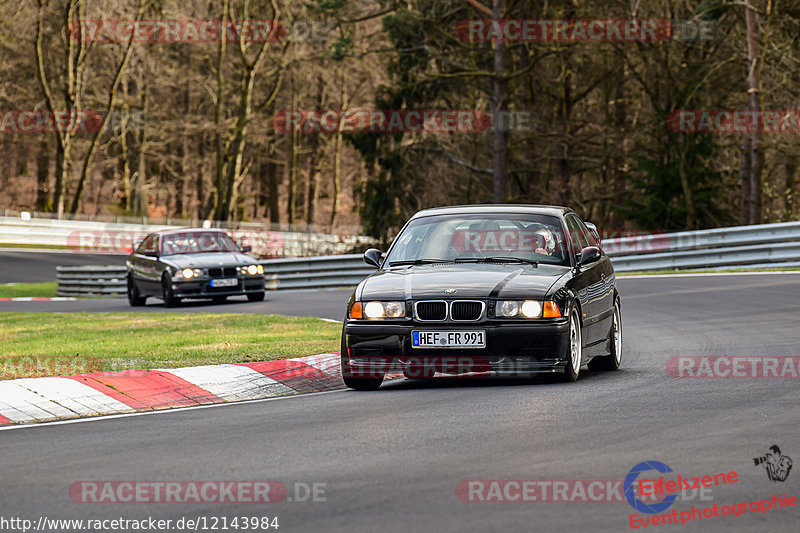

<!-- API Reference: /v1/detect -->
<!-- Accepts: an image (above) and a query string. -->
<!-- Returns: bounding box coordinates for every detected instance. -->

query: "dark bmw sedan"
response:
[126,228,265,307]
[341,205,622,390]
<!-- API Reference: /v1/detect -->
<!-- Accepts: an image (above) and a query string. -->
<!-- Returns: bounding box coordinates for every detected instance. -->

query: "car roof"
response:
[150,227,231,236]
[409,204,574,220]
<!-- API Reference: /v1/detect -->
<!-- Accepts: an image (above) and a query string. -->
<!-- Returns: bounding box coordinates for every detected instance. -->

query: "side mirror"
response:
[363,248,384,268]
[584,222,601,246]
[240,245,253,253]
[577,246,602,267]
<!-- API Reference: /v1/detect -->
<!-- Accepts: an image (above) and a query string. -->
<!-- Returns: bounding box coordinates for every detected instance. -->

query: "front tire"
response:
[247,291,265,302]
[588,298,622,371]
[340,323,384,390]
[127,275,146,307]
[161,274,181,308]
[562,308,582,382]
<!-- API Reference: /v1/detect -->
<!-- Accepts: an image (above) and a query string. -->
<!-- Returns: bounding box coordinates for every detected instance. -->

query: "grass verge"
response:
[0,282,58,298]
[0,312,341,379]
[0,243,72,250]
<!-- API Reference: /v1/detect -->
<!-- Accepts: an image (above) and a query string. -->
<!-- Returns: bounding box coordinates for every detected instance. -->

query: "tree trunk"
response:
[490,0,508,203]
[268,151,280,224]
[196,136,208,220]
[287,128,298,224]
[53,141,69,215]
[330,68,348,229]
[305,75,324,226]
[742,0,765,225]
[35,138,50,211]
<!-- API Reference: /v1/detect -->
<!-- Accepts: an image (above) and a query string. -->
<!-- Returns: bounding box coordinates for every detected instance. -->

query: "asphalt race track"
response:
[1,273,800,532]
[0,249,126,284]
[0,288,351,321]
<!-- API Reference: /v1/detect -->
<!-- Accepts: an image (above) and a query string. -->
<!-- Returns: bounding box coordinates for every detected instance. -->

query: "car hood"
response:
[359,263,569,300]
[161,252,257,268]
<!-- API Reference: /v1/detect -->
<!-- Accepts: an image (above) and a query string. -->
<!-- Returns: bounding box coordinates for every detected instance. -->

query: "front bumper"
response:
[170,276,265,299]
[344,320,570,376]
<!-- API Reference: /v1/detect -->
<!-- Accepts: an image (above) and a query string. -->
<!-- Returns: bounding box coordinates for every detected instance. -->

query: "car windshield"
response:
[385,213,570,266]
[161,231,240,255]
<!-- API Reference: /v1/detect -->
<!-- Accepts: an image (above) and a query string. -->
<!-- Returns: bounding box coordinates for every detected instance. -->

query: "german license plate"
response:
[412,330,485,349]
[210,278,238,288]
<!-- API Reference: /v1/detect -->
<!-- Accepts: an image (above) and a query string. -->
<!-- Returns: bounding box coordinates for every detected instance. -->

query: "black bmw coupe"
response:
[126,228,265,307]
[341,205,622,389]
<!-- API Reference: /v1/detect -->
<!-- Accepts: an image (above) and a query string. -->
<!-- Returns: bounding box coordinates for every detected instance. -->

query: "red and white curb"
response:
[0,297,77,301]
[0,353,343,426]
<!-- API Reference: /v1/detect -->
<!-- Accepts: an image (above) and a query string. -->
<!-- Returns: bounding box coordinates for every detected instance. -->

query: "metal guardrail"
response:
[262,255,376,290]
[604,221,800,271]
[56,257,377,296]
[57,221,800,296]
[56,266,127,297]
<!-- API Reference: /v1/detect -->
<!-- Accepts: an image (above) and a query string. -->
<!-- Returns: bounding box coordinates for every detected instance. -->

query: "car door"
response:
[579,218,616,324]
[565,214,606,347]
[128,236,150,291]
[136,234,162,295]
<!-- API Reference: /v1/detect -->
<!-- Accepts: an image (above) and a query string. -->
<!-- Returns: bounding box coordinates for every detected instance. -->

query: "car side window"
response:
[138,235,155,254]
[574,217,599,248]
[565,215,587,255]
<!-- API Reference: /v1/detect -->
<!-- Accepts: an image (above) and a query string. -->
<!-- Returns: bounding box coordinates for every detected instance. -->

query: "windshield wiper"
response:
[469,256,539,266]
[388,259,453,266]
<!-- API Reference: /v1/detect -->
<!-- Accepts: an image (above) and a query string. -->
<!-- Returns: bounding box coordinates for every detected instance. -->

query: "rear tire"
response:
[247,291,265,302]
[161,274,181,308]
[340,323,384,390]
[562,308,582,382]
[588,299,622,371]
[127,275,146,307]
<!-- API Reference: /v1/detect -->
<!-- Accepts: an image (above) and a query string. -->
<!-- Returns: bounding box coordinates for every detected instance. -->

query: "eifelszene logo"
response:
[624,461,678,514]
[753,445,793,482]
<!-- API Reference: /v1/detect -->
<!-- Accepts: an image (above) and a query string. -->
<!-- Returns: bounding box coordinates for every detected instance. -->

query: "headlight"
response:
[520,300,542,318]
[177,268,201,279]
[497,300,520,317]
[240,264,264,275]
[496,300,547,318]
[363,301,406,319]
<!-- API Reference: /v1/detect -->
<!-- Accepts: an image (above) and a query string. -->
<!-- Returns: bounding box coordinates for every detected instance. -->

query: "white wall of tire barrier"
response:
[0,214,374,258]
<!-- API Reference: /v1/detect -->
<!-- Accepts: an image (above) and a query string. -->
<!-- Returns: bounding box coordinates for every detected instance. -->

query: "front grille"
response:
[451,301,484,321]
[208,267,238,278]
[416,301,447,321]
